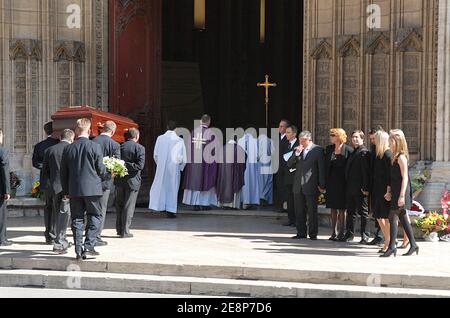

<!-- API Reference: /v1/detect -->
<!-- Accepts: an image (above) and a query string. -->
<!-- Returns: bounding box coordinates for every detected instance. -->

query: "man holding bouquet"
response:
[91,121,121,246]
[61,118,111,260]
[115,128,145,238]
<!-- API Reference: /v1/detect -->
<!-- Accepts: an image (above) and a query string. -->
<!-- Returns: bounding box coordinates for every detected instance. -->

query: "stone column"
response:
[418,0,450,211]
[437,0,450,162]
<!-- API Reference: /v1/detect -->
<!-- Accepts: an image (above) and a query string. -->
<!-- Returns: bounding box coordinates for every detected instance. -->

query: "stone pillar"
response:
[417,0,450,211]
[437,0,450,162]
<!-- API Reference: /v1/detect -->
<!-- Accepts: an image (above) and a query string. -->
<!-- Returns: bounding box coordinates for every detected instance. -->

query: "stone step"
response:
[0,269,449,298]
[2,257,450,292]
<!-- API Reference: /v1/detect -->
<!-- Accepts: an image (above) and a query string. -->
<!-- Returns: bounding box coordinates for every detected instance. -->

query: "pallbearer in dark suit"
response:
[115,128,145,238]
[282,125,299,227]
[341,130,371,244]
[287,131,326,240]
[32,122,59,244]
[61,119,111,260]
[324,128,353,241]
[42,129,75,254]
[275,120,290,213]
[0,129,12,246]
[91,121,121,246]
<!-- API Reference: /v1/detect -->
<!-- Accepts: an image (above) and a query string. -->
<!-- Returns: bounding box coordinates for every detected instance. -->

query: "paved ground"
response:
[1,213,450,277]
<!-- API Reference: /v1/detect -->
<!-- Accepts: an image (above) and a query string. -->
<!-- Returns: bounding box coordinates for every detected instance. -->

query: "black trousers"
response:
[53,193,71,251]
[274,171,287,209]
[85,189,111,240]
[293,191,318,238]
[286,184,296,224]
[346,194,370,238]
[0,200,8,243]
[115,186,139,236]
[70,196,102,255]
[44,189,57,241]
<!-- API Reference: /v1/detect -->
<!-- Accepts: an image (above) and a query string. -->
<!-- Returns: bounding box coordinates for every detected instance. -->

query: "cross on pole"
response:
[257,75,277,128]
[192,133,207,150]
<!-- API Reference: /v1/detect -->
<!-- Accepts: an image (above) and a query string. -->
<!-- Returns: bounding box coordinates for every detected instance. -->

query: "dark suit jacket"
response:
[283,139,300,186]
[32,137,59,189]
[115,140,146,191]
[93,134,121,191]
[287,144,326,195]
[0,146,10,196]
[345,145,371,196]
[42,141,71,196]
[276,135,290,182]
[60,137,110,197]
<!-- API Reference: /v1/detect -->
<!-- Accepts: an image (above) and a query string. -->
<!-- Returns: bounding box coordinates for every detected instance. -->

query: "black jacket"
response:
[325,144,353,177]
[345,145,371,196]
[32,137,59,189]
[0,146,10,196]
[283,139,300,186]
[42,141,71,196]
[115,140,146,191]
[93,134,121,190]
[61,137,111,197]
[287,144,326,195]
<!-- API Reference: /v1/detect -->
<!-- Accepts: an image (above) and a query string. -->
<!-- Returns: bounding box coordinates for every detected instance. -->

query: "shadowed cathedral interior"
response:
[162,0,303,131]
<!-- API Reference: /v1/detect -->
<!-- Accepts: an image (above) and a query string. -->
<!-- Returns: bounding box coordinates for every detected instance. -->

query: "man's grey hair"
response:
[103,121,117,133]
[61,129,75,141]
[299,130,312,140]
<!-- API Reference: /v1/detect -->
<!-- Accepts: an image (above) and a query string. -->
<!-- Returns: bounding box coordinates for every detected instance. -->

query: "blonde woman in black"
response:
[381,129,418,257]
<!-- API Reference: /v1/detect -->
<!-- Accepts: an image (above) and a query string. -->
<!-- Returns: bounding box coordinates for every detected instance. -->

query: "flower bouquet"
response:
[438,189,450,242]
[103,156,128,178]
[9,171,22,197]
[318,193,326,206]
[30,181,44,200]
[415,211,448,241]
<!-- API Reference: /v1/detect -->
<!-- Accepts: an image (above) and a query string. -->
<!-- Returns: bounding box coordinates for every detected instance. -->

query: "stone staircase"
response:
[1,258,449,298]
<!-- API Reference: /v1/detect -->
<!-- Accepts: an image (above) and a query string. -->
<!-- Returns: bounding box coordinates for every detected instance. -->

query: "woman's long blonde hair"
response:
[389,129,409,163]
[375,130,390,159]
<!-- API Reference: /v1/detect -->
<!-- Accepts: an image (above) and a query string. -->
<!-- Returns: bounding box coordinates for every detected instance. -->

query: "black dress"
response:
[325,144,353,209]
[371,150,392,219]
[390,159,412,211]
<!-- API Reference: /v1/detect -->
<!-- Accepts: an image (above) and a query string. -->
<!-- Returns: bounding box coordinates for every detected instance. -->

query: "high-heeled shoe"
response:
[403,245,419,256]
[378,248,388,253]
[328,233,337,241]
[398,241,410,249]
[380,248,397,257]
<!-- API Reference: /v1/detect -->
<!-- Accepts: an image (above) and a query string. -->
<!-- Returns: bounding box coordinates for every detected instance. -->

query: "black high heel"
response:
[380,248,397,257]
[328,233,337,241]
[403,246,419,256]
[398,241,410,249]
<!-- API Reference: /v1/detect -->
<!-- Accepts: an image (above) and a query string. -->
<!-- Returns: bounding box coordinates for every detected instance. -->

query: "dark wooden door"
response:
[109,0,162,179]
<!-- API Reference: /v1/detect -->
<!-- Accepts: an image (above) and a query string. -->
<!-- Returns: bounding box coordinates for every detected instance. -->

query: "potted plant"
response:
[9,171,21,198]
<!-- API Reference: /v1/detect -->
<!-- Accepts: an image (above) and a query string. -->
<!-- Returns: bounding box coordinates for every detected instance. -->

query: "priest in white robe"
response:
[238,131,260,208]
[258,134,274,205]
[149,121,187,218]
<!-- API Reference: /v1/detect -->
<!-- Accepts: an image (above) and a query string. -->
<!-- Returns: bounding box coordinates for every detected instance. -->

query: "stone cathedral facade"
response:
[0,0,108,195]
[0,0,449,200]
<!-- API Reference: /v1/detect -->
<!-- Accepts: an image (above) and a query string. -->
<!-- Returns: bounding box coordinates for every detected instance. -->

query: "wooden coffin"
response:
[51,106,139,143]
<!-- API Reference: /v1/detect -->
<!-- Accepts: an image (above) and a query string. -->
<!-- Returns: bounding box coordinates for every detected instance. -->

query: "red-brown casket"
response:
[51,106,139,143]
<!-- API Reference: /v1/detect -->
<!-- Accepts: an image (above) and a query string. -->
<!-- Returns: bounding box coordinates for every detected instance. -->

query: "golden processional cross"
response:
[257,75,277,128]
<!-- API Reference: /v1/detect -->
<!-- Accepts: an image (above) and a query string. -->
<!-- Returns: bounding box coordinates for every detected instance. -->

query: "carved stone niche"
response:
[396,28,423,52]
[366,32,390,55]
[54,41,86,62]
[10,39,42,61]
